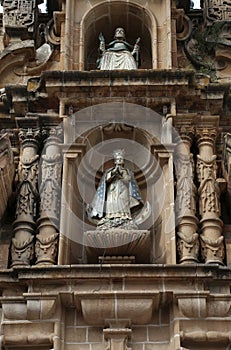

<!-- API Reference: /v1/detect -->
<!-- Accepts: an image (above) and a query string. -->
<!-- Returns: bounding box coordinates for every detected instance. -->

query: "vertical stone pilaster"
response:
[175,127,199,264]
[196,128,224,264]
[11,128,40,267]
[35,128,63,265]
[153,145,176,264]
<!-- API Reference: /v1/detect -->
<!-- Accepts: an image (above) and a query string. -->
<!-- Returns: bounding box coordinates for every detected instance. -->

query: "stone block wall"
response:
[61,307,171,350]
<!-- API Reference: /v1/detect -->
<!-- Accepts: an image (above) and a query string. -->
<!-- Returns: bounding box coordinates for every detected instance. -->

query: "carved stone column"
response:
[35,128,62,265]
[175,128,199,264]
[11,129,40,267]
[196,128,224,264]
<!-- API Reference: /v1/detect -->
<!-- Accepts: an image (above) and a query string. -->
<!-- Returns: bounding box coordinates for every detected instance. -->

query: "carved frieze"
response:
[205,0,231,23]
[3,0,36,30]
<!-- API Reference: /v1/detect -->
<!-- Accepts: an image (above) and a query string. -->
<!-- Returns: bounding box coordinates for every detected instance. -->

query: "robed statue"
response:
[97,27,140,70]
[86,150,145,230]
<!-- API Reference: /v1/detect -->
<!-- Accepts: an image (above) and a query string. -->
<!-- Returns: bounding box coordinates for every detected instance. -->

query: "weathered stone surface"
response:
[0,133,14,220]
[0,1,231,349]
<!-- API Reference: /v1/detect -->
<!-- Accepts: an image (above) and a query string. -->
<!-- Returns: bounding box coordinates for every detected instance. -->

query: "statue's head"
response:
[114,27,126,40]
[113,149,125,165]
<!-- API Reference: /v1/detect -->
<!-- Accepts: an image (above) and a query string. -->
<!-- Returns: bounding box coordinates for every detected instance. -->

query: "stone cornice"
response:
[0,264,230,283]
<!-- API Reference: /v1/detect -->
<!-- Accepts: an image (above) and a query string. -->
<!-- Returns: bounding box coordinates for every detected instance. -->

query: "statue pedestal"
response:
[83,229,151,263]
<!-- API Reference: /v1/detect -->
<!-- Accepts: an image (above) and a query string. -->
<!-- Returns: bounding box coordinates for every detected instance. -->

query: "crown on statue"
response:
[113,149,125,159]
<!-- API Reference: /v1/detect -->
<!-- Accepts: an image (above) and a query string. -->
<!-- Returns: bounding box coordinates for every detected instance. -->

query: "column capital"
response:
[175,126,195,148]
[18,128,41,150]
[196,127,217,147]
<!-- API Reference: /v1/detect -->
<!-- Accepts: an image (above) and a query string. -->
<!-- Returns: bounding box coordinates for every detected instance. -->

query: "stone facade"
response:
[0,1,231,350]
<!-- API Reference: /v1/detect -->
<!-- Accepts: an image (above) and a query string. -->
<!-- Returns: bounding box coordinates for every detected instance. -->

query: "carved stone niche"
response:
[83,229,151,264]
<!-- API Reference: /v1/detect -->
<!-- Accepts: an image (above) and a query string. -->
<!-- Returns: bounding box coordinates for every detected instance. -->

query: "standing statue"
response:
[97,27,140,70]
[86,150,144,230]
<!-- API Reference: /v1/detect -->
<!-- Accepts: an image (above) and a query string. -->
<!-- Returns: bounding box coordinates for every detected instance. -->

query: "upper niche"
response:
[83,2,153,70]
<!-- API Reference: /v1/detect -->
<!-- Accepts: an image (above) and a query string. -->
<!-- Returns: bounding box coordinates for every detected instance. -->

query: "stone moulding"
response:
[176,293,231,318]
[80,292,160,325]
[180,330,231,344]
[2,334,53,347]
[0,293,58,320]
[0,265,230,349]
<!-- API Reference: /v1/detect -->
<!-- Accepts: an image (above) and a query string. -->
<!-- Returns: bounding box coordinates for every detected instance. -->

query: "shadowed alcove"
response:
[58,102,176,265]
[82,1,154,70]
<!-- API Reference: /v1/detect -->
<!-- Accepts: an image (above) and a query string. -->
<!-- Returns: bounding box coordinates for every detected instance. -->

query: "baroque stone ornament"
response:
[175,129,199,264]
[196,128,224,264]
[97,28,140,70]
[205,0,231,23]
[2,0,41,41]
[11,128,40,267]
[179,0,231,76]
[35,128,62,265]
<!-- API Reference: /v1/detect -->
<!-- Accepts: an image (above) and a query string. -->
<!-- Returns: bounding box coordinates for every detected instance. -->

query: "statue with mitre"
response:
[97,27,140,70]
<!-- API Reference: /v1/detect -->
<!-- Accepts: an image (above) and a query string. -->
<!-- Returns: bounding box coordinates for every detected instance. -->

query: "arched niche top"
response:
[66,102,167,191]
[66,102,163,145]
[81,1,155,70]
